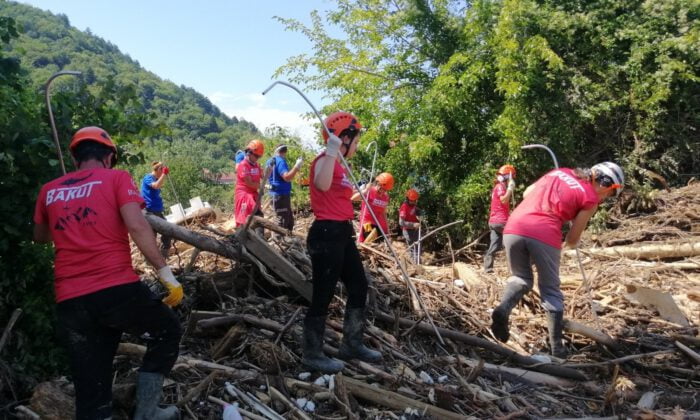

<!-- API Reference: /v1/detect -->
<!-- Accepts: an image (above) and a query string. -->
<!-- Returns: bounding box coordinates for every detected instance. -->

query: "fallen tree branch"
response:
[566,240,700,260]
[375,312,587,381]
[0,308,22,355]
[563,319,620,351]
[146,214,242,260]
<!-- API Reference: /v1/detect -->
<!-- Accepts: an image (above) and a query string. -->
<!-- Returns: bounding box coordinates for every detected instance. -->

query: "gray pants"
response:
[271,194,294,231]
[483,223,505,271]
[403,229,419,263]
[503,234,564,312]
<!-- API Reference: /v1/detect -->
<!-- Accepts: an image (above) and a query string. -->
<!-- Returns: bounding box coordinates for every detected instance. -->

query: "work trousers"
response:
[503,234,564,312]
[271,194,294,231]
[483,223,505,271]
[56,282,182,419]
[146,210,172,257]
[306,220,368,316]
[402,228,419,262]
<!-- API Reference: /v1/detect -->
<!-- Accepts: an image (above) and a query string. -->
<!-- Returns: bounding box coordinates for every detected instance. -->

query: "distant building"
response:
[202,168,236,185]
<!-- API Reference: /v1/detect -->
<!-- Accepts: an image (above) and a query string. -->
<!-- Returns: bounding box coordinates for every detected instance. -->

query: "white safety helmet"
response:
[591,162,624,197]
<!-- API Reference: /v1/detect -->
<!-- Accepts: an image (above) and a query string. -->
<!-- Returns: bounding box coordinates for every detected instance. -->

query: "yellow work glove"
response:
[158,266,184,307]
[363,222,374,233]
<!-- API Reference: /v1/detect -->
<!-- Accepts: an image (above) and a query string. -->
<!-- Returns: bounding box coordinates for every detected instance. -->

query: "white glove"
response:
[325,134,342,158]
[294,157,303,169]
[158,266,183,307]
[507,178,516,192]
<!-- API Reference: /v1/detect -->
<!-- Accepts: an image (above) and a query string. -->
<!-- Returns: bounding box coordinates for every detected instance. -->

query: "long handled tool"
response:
[407,219,464,254]
[521,144,599,326]
[263,81,445,345]
[45,70,82,175]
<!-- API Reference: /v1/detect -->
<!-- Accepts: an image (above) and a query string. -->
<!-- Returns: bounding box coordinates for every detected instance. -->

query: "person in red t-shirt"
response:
[399,189,421,262]
[303,112,381,373]
[352,172,393,243]
[33,127,183,420]
[234,139,264,226]
[490,162,624,358]
[484,165,517,273]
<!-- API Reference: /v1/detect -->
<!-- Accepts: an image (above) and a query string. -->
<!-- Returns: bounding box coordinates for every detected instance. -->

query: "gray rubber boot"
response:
[133,372,180,420]
[546,311,568,358]
[302,315,344,373]
[338,307,382,363]
[491,279,530,342]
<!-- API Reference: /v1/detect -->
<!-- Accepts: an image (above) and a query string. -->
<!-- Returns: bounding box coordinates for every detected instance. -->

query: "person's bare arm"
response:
[33,224,51,243]
[313,156,336,192]
[351,184,370,201]
[150,173,167,190]
[564,207,598,248]
[281,165,300,182]
[120,202,166,269]
[523,183,536,198]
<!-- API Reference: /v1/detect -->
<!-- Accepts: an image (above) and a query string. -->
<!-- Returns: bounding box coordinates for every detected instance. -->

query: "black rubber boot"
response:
[491,280,530,342]
[338,307,382,363]
[133,372,180,420]
[546,311,568,358]
[302,315,344,373]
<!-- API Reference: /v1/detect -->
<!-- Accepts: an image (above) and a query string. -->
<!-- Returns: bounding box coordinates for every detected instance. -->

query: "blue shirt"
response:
[141,173,164,212]
[266,156,292,196]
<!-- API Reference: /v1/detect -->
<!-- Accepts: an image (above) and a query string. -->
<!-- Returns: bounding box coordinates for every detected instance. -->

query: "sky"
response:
[21,0,335,144]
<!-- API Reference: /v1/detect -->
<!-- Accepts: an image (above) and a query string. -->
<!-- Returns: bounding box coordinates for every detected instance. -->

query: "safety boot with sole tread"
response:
[302,315,344,373]
[490,280,530,343]
[338,307,382,363]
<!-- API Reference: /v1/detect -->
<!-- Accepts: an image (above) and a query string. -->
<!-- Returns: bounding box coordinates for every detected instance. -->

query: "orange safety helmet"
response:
[69,126,118,167]
[406,188,419,201]
[498,164,516,176]
[375,172,394,191]
[321,111,362,143]
[246,139,265,157]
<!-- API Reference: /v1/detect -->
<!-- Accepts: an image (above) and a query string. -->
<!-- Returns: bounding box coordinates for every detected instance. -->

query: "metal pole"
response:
[521,144,559,169]
[45,70,82,175]
[365,141,378,182]
[263,81,446,345]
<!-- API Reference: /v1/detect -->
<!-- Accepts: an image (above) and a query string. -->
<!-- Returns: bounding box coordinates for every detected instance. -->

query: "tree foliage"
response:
[277,0,700,239]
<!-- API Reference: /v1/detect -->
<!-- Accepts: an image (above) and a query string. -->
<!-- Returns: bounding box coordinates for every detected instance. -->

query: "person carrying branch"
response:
[141,161,172,258]
[303,111,381,373]
[490,162,624,357]
[399,188,421,262]
[33,127,183,420]
[266,144,303,232]
[352,172,393,243]
[234,140,264,227]
[483,164,517,273]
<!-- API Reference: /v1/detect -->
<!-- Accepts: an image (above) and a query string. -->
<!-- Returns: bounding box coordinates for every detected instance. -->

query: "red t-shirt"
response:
[488,182,510,224]
[504,168,599,249]
[33,168,144,302]
[309,153,354,221]
[359,186,389,232]
[399,201,419,230]
[235,158,261,196]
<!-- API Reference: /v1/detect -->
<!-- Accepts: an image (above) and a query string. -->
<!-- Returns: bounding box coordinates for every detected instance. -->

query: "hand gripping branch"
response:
[262,81,445,345]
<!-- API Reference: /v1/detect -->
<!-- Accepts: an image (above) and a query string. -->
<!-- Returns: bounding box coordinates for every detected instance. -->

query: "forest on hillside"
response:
[0,0,698,412]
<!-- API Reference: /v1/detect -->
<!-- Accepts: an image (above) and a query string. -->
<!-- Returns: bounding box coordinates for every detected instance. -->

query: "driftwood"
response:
[675,341,700,365]
[375,312,587,381]
[0,308,22,355]
[342,376,468,420]
[146,214,242,260]
[567,240,700,260]
[563,319,620,351]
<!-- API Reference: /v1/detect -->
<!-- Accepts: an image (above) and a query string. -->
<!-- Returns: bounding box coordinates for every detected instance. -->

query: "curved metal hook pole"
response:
[521,144,559,169]
[263,80,445,345]
[364,141,378,182]
[45,70,82,175]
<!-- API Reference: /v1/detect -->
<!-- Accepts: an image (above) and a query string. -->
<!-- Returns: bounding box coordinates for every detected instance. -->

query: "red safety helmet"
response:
[375,172,394,191]
[69,126,118,167]
[246,139,265,157]
[406,188,419,201]
[498,164,516,176]
[321,111,362,143]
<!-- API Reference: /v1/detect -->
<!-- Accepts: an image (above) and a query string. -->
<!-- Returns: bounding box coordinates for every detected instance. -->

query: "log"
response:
[566,240,700,260]
[146,214,241,260]
[239,229,312,301]
[375,312,587,381]
[563,319,620,351]
[211,324,246,360]
[0,308,22,354]
[452,262,483,288]
[250,215,303,238]
[117,343,257,380]
[624,285,690,326]
[342,376,468,420]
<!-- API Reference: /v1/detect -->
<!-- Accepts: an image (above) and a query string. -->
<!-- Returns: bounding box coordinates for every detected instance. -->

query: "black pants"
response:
[484,223,505,271]
[57,282,182,419]
[146,210,172,256]
[271,194,294,231]
[306,220,368,316]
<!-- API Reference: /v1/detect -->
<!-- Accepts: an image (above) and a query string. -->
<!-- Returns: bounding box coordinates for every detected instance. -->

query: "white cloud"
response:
[208,91,320,149]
